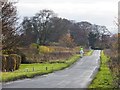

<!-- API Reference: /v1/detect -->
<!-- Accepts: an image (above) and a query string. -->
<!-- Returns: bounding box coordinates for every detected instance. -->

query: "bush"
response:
[10,54,21,70]
[2,54,21,72]
[30,43,39,49]
[2,49,15,54]
[39,46,54,54]
[18,46,75,63]
[19,52,27,64]
[2,55,7,71]
[59,34,76,48]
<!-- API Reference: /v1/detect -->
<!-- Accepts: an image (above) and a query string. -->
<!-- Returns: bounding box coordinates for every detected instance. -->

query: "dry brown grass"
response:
[18,46,79,63]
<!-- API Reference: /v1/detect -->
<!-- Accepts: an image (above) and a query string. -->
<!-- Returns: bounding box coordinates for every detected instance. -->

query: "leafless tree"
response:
[2,1,19,50]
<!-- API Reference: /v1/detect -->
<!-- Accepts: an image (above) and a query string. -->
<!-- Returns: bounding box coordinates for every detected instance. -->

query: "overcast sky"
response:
[16,0,119,33]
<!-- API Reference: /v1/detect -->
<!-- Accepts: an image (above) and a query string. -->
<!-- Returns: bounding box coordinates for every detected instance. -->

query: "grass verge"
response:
[1,50,93,82]
[89,51,114,88]
[85,50,93,56]
[1,54,80,82]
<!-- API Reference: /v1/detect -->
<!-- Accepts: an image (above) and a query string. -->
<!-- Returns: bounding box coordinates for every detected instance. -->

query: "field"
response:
[1,54,80,82]
[1,49,93,82]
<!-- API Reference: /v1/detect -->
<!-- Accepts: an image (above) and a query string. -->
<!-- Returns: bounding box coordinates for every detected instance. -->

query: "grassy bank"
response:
[85,50,93,56]
[1,54,80,82]
[89,51,113,88]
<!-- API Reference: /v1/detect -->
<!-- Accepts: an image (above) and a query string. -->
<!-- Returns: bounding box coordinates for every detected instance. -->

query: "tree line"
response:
[2,1,111,53]
[20,10,111,49]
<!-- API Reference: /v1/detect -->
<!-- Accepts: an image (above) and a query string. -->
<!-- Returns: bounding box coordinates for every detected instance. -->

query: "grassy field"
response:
[1,50,93,82]
[89,51,114,88]
[1,54,80,82]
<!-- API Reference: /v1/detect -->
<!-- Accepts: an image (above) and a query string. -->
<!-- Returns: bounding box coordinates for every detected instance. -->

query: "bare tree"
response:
[21,9,56,45]
[34,9,56,45]
[2,1,19,51]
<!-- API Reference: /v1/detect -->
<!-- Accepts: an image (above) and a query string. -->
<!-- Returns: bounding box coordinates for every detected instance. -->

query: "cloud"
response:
[18,0,118,4]
[16,0,118,33]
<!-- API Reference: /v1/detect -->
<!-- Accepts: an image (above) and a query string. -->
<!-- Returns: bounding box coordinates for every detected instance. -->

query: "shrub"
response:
[10,54,21,70]
[39,46,54,54]
[18,52,27,64]
[30,43,39,49]
[2,49,15,54]
[2,55,8,71]
[59,34,76,48]
[2,54,21,72]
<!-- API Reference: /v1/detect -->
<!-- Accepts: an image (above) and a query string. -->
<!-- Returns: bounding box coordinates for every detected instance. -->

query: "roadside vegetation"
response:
[1,50,93,82]
[85,50,93,56]
[1,54,80,82]
[106,34,120,88]
[89,51,114,88]
[2,1,116,87]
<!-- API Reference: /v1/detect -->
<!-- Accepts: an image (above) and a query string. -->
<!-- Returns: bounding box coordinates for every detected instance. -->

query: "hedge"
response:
[1,54,21,72]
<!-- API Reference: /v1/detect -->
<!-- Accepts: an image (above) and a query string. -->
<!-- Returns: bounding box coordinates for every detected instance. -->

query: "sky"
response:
[16,0,119,33]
